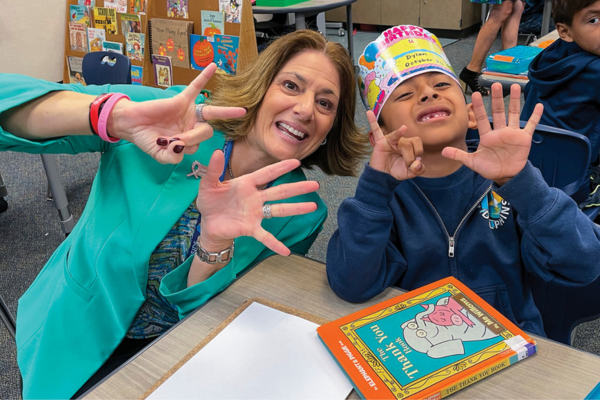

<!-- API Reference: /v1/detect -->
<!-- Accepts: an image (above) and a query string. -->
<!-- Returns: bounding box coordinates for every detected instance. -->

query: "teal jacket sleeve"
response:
[0,73,187,155]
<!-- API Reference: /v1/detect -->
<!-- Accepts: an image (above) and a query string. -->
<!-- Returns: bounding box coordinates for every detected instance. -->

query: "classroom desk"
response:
[253,0,357,61]
[83,254,600,399]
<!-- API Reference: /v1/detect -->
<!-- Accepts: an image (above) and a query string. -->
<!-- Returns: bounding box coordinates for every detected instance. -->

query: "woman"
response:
[459,0,525,95]
[0,30,369,399]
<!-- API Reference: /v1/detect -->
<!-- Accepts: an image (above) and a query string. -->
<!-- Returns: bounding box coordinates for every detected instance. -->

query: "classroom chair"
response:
[82,51,132,85]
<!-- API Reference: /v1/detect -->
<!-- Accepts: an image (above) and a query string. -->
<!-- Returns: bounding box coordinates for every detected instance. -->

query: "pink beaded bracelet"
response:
[97,93,131,143]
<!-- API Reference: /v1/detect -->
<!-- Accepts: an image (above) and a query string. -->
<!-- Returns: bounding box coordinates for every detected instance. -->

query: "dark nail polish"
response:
[156,138,168,146]
[169,137,181,144]
[173,145,185,154]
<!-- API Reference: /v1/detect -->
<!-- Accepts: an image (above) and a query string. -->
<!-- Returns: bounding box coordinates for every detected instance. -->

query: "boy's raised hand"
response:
[367,110,425,180]
[441,83,544,186]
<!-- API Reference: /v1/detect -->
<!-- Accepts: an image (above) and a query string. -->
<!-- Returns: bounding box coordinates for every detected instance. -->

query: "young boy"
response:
[327,25,600,336]
[521,0,600,209]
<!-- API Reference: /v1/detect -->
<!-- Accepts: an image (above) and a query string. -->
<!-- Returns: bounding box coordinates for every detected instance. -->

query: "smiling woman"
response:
[0,29,369,399]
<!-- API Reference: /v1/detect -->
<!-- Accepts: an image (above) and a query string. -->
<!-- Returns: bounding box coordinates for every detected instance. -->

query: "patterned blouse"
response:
[126,201,199,339]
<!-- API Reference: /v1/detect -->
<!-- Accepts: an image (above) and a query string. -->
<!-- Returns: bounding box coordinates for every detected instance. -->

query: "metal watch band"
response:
[196,241,235,264]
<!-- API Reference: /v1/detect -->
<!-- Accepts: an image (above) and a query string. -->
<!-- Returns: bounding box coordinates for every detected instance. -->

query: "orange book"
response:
[317,277,537,399]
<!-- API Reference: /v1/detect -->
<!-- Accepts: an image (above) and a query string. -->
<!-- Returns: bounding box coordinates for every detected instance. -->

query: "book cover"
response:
[131,65,143,85]
[129,0,147,13]
[213,34,239,76]
[126,32,145,61]
[190,35,214,71]
[152,55,173,87]
[69,22,88,53]
[149,18,193,69]
[103,0,128,13]
[167,0,189,18]
[70,5,91,27]
[93,7,118,35]
[201,10,224,37]
[103,40,124,53]
[67,56,86,85]
[317,277,537,399]
[121,13,142,35]
[78,0,95,6]
[87,27,106,52]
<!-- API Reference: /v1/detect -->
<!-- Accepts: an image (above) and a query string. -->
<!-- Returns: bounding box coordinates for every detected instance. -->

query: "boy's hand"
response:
[441,83,544,186]
[367,110,425,180]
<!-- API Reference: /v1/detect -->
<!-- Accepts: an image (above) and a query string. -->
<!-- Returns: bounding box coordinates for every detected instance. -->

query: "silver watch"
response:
[196,241,235,264]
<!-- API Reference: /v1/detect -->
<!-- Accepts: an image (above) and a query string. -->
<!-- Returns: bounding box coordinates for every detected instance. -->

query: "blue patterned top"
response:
[126,201,199,338]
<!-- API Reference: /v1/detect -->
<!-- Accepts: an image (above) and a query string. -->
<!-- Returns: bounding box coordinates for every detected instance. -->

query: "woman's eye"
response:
[318,99,334,110]
[283,81,298,91]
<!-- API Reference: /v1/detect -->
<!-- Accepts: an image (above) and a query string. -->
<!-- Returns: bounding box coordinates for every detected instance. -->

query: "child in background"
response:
[521,0,600,213]
[327,25,600,336]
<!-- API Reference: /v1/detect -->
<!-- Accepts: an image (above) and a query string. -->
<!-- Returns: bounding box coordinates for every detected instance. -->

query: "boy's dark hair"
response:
[553,0,599,25]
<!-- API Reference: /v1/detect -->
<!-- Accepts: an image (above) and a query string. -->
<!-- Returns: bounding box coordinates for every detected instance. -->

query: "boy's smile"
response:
[378,72,476,151]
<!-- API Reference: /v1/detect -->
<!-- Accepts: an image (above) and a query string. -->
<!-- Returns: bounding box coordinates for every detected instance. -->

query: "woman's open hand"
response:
[441,83,544,186]
[108,63,246,164]
[367,110,425,180]
[196,150,320,256]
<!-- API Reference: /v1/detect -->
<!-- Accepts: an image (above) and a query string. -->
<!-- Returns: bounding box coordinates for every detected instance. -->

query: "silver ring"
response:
[263,204,273,219]
[195,103,207,123]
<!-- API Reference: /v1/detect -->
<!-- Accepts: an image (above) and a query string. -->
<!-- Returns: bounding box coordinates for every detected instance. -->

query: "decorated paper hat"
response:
[357,25,460,120]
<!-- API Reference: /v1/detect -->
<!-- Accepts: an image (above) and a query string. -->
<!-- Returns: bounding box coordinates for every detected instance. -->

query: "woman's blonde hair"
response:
[209,29,369,176]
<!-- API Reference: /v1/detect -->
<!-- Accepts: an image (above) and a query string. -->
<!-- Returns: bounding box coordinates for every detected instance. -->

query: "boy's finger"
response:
[491,83,506,130]
[523,103,544,136]
[398,137,417,168]
[385,126,407,149]
[181,63,217,101]
[367,110,385,141]
[441,147,473,170]
[409,159,425,176]
[471,92,492,136]
[507,84,522,129]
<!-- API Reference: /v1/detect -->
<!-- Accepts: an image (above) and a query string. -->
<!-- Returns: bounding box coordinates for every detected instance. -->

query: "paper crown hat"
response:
[357,25,460,120]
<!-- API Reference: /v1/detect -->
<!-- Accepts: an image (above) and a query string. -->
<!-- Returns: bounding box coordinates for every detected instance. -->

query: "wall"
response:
[0,0,67,82]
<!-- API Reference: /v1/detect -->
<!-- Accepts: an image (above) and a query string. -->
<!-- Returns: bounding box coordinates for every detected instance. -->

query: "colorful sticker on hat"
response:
[357,25,460,119]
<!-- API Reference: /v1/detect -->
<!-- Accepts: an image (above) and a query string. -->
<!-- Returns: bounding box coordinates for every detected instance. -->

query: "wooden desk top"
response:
[85,254,600,399]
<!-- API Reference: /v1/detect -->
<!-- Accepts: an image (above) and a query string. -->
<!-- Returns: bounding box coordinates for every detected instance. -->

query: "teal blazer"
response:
[0,74,327,399]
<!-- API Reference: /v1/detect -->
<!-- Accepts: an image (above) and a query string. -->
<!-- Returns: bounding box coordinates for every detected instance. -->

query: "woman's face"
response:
[247,50,341,164]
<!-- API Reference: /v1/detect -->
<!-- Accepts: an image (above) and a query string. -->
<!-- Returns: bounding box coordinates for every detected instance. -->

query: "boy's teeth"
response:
[421,112,449,122]
[279,123,305,139]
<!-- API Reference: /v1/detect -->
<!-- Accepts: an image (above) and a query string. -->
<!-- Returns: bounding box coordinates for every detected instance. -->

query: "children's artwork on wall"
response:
[167,0,189,18]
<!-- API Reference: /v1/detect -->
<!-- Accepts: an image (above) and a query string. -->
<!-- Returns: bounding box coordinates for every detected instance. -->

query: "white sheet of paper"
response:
[147,302,353,400]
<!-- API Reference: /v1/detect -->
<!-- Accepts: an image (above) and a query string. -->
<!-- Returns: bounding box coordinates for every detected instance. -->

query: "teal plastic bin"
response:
[486,45,544,74]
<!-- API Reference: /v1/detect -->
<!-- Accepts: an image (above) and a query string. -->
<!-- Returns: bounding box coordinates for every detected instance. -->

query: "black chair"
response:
[82,51,132,85]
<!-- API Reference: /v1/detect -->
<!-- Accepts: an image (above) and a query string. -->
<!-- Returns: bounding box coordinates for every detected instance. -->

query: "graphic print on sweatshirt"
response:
[479,191,511,229]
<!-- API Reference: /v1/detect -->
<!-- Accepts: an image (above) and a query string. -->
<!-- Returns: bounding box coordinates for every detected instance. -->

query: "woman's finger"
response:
[180,63,217,101]
[471,91,492,136]
[253,228,291,256]
[174,123,214,147]
[250,159,302,187]
[490,83,506,130]
[263,181,320,202]
[200,149,226,187]
[507,84,522,129]
[265,202,318,218]
[199,105,247,121]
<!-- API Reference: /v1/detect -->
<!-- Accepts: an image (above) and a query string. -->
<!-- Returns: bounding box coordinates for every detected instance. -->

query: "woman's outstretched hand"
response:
[367,110,425,180]
[108,63,246,164]
[196,150,320,256]
[441,83,544,186]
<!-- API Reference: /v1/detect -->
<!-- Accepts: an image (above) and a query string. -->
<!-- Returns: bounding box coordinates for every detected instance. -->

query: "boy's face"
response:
[557,0,600,56]
[378,72,476,150]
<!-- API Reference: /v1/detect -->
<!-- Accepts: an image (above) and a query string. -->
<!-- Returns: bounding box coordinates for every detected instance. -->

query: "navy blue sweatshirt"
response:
[326,161,600,336]
[522,39,600,164]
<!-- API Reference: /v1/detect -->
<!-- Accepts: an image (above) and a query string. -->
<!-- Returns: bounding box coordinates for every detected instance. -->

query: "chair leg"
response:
[40,154,76,236]
[0,171,7,213]
[0,294,16,340]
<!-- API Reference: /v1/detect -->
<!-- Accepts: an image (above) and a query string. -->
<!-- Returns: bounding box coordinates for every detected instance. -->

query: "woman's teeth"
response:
[278,123,306,140]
